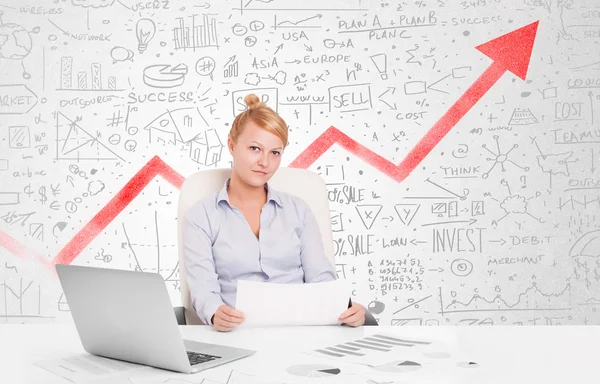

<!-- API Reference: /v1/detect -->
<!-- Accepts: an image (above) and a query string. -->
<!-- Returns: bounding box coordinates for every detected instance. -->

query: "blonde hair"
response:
[229,94,288,147]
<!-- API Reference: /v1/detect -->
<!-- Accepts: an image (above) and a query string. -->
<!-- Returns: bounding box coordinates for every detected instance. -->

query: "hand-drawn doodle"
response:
[55,112,125,161]
[110,46,134,63]
[508,108,539,125]
[189,129,223,166]
[355,205,382,230]
[0,278,44,320]
[393,204,420,226]
[569,230,600,258]
[439,282,572,315]
[143,64,188,88]
[58,57,122,91]
[450,259,473,277]
[369,53,387,80]
[144,107,211,144]
[0,193,19,206]
[495,180,544,224]
[173,15,219,50]
[52,222,68,238]
[135,18,156,54]
[0,84,38,114]
[0,11,39,79]
[8,126,31,149]
[223,55,239,78]
[71,0,116,8]
[481,136,530,179]
[244,70,286,86]
[195,56,216,79]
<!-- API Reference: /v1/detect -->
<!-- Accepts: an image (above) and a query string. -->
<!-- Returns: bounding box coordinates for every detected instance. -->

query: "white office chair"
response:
[174,167,377,326]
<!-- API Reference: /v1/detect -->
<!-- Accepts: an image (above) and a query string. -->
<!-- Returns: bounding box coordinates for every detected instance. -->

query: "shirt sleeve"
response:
[298,201,337,283]
[182,204,224,325]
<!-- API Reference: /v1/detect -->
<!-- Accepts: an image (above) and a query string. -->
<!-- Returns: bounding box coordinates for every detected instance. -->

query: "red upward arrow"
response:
[289,21,540,182]
[0,22,540,270]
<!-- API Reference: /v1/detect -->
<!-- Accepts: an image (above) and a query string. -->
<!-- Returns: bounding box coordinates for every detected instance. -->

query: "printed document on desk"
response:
[34,353,149,383]
[235,279,350,326]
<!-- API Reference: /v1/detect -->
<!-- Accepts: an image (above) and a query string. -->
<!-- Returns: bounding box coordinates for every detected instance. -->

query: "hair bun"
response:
[244,93,265,110]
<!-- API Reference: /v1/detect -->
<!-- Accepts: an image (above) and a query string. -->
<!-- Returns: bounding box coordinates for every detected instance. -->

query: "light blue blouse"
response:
[182,178,337,325]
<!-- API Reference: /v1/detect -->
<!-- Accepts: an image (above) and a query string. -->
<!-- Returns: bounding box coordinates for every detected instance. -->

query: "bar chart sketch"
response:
[308,333,433,366]
[173,14,219,51]
[58,57,123,91]
[223,55,238,78]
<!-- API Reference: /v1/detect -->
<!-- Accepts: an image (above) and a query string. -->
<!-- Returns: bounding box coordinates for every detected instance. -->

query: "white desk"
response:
[1,323,598,383]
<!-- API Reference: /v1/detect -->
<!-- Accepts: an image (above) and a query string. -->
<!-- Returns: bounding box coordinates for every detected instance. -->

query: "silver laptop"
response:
[56,264,255,373]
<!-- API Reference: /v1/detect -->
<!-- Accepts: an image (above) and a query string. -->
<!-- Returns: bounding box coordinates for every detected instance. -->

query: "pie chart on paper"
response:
[286,364,342,378]
[457,361,480,369]
[373,360,422,373]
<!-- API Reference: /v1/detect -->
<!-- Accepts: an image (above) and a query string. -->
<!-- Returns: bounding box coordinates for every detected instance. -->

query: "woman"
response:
[182,94,366,332]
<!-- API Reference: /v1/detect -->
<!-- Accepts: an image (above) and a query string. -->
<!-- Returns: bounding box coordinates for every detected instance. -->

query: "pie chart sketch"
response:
[286,364,342,378]
[372,360,421,373]
[457,361,480,368]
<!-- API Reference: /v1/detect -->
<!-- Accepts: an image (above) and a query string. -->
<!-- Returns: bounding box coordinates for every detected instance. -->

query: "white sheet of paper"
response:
[34,354,149,383]
[235,279,351,327]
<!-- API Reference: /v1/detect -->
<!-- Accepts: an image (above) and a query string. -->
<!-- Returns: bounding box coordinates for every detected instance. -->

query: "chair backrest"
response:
[177,167,334,325]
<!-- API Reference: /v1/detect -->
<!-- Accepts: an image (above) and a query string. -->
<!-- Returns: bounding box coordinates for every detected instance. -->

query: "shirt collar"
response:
[217,178,282,207]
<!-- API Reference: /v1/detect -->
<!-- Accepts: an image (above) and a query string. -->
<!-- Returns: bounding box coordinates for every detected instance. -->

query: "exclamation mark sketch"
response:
[370,53,387,80]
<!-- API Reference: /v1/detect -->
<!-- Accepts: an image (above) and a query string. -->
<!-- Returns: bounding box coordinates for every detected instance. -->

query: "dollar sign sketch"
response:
[38,186,47,204]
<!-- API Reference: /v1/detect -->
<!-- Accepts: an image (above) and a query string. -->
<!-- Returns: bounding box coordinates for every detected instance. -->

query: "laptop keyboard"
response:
[186,351,222,366]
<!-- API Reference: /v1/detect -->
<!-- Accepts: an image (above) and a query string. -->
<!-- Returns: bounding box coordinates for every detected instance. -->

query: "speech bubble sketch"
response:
[195,56,216,80]
[110,46,134,63]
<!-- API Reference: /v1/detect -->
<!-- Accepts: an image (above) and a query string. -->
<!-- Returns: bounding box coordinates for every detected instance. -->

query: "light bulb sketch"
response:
[135,18,156,54]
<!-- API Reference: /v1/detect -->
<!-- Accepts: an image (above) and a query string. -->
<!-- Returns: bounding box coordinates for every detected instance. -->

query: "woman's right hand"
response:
[211,305,245,332]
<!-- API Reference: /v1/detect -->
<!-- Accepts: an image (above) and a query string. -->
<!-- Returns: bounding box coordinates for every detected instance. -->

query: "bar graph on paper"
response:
[308,333,434,366]
[58,57,123,91]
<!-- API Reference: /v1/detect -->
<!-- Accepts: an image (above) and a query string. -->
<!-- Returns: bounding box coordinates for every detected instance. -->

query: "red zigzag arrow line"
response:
[291,21,540,180]
[0,156,184,270]
[0,21,539,269]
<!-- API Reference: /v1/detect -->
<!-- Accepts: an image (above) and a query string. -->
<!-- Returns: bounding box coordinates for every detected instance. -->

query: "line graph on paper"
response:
[438,282,573,315]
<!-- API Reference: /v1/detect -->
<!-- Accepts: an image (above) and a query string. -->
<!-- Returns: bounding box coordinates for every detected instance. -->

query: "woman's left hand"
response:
[338,302,366,327]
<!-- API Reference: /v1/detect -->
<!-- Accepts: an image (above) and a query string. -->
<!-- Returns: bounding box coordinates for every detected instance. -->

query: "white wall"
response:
[0,0,599,325]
